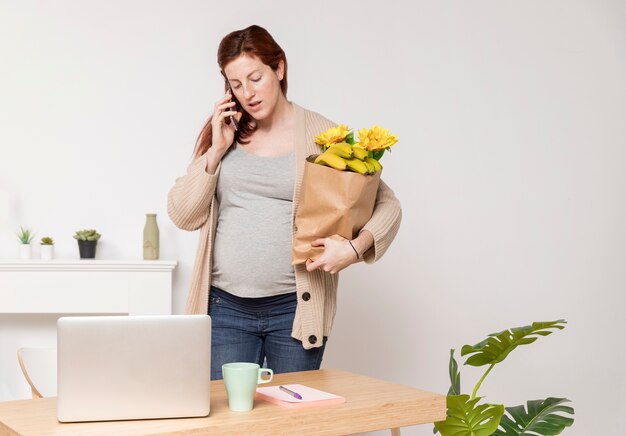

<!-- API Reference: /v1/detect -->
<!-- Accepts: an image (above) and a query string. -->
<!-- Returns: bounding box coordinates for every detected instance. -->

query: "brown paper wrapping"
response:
[292,155,381,264]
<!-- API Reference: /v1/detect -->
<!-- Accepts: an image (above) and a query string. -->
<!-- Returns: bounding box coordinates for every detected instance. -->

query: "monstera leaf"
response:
[434,395,504,436]
[493,397,574,435]
[448,349,461,395]
[461,320,566,367]
[434,350,463,434]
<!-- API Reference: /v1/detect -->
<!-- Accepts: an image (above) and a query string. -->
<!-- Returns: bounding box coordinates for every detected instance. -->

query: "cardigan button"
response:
[302,292,311,301]
[308,335,317,345]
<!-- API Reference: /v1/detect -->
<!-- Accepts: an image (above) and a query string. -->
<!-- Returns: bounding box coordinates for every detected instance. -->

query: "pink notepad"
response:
[255,384,346,409]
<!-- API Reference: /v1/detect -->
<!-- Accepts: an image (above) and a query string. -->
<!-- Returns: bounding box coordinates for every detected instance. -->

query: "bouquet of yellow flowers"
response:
[292,124,398,264]
[313,124,397,174]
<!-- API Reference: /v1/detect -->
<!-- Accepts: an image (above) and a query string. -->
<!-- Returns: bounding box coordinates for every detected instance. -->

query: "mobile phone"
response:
[221,71,239,131]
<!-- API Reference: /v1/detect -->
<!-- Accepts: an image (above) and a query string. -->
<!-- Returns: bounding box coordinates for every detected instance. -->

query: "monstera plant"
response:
[434,320,575,436]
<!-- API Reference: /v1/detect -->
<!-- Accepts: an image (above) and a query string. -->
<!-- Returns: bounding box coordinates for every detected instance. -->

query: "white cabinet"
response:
[0,260,177,401]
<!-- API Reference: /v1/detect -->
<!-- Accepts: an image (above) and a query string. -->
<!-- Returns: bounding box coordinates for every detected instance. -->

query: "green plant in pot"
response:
[17,226,35,259]
[17,226,35,244]
[73,229,101,259]
[40,236,55,260]
[434,320,574,436]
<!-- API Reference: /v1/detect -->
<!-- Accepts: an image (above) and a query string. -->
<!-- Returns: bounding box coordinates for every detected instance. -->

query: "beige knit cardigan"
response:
[167,103,402,349]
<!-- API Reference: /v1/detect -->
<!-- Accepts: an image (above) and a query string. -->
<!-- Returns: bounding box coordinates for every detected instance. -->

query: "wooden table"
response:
[0,369,446,436]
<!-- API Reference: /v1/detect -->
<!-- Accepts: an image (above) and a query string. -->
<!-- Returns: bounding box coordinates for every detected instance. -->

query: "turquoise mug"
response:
[222,362,274,412]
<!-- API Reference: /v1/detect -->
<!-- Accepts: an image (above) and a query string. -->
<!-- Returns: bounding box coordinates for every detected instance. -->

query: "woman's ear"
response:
[277,60,285,81]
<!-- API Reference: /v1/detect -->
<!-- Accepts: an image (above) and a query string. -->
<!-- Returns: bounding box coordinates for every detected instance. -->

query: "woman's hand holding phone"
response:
[210,91,241,157]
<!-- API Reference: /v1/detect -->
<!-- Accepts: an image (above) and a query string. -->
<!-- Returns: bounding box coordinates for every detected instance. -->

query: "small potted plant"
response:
[40,237,55,260]
[73,229,101,259]
[17,226,35,259]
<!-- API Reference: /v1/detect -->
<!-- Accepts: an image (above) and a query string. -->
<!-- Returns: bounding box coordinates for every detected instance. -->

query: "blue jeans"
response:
[208,286,327,380]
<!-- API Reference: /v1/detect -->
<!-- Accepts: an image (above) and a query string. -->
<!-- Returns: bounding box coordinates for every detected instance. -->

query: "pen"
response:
[279,385,303,400]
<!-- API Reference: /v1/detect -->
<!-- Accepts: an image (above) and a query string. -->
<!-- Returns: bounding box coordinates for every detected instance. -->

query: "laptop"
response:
[57,315,211,423]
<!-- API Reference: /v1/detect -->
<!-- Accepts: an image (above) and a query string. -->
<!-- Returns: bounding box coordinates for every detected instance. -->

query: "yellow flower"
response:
[357,125,398,151]
[315,124,351,149]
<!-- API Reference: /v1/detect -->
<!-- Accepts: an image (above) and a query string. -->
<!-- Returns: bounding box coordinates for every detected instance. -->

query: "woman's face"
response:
[223,54,284,121]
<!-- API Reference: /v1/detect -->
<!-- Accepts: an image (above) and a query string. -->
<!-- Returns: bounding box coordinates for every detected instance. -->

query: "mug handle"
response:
[258,368,273,384]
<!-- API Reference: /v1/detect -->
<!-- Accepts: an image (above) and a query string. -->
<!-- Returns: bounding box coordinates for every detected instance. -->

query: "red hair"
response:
[193,25,288,157]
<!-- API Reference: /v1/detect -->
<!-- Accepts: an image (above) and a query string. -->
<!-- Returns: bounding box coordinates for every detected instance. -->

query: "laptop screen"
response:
[57,315,211,422]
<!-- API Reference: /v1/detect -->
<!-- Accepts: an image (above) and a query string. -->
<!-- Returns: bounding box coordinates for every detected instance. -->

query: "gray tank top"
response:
[211,144,296,298]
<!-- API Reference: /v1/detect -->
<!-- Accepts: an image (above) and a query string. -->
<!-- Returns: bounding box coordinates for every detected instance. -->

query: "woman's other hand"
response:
[305,235,359,274]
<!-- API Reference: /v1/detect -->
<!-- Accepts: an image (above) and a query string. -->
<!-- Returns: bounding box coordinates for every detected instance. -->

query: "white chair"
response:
[17,348,57,399]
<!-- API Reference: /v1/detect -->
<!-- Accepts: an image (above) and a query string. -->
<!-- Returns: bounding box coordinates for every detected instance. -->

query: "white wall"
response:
[1,1,624,434]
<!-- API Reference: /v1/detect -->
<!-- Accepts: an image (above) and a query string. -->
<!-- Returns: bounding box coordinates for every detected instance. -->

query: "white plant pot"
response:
[40,245,54,260]
[19,244,32,260]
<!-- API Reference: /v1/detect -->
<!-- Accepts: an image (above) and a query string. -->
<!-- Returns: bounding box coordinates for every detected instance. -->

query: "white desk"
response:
[0,260,177,401]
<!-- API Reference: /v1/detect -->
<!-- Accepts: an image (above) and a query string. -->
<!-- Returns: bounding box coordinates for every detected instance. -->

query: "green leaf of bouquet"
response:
[493,397,574,435]
[460,320,566,367]
[434,394,504,436]
[372,149,385,161]
[345,131,355,145]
